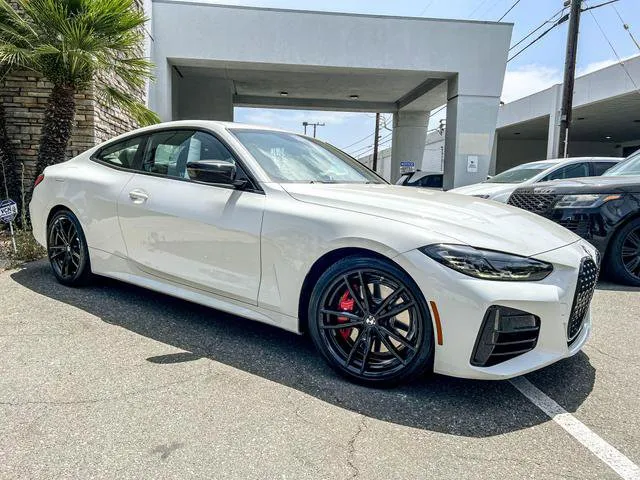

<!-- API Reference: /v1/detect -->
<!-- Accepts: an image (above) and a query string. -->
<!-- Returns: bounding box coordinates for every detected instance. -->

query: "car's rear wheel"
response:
[47,210,92,286]
[308,256,434,387]
[607,217,640,287]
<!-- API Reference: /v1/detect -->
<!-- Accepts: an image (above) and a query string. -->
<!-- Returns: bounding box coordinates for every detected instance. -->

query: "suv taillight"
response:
[34,174,44,188]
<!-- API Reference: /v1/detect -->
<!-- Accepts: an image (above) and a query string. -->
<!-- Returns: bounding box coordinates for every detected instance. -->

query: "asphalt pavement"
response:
[1,260,638,479]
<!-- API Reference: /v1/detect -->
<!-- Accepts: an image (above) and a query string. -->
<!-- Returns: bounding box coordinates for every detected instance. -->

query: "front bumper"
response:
[394,240,597,380]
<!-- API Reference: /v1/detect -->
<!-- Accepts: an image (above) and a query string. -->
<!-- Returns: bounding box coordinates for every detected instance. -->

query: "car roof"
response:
[543,157,621,164]
[101,120,299,146]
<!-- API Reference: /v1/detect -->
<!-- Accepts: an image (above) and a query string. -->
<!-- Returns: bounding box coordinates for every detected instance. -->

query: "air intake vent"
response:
[471,306,541,367]
[567,257,598,344]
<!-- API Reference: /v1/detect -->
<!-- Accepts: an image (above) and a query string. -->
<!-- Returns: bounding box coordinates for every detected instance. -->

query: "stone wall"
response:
[1,71,97,181]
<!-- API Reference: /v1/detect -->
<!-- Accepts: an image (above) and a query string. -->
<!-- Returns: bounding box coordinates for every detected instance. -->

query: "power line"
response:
[498,0,523,21]
[507,21,563,62]
[611,3,640,51]
[509,7,566,51]
[340,131,375,151]
[585,2,640,95]
[419,0,436,16]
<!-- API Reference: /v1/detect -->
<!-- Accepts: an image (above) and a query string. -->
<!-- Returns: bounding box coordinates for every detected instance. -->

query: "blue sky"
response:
[208,0,640,156]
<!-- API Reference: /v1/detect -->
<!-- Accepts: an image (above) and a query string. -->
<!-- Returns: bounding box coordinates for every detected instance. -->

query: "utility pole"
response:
[372,113,380,172]
[303,122,325,138]
[557,0,582,158]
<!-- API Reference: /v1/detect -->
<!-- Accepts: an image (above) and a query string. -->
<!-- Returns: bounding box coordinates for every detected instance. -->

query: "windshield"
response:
[604,151,640,176]
[487,161,558,184]
[231,130,386,184]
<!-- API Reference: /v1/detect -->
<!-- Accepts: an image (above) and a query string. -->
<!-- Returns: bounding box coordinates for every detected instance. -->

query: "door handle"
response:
[129,189,149,203]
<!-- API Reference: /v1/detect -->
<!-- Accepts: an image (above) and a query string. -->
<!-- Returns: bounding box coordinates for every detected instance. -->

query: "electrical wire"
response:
[509,7,566,51]
[611,3,640,52]
[507,13,568,63]
[419,0,436,16]
[585,2,640,96]
[498,0,523,21]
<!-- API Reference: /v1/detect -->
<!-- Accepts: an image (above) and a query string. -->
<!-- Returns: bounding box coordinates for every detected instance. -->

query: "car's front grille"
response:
[567,257,599,344]
[471,306,541,367]
[558,215,591,238]
[508,192,559,215]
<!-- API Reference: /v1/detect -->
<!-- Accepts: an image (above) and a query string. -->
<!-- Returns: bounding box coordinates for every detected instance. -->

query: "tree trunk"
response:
[0,102,21,204]
[35,84,76,176]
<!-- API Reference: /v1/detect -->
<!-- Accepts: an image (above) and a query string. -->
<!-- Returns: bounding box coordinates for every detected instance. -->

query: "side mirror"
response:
[186,160,236,185]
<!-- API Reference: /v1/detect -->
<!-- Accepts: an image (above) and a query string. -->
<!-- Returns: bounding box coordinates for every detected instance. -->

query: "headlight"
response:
[554,194,621,209]
[420,244,553,281]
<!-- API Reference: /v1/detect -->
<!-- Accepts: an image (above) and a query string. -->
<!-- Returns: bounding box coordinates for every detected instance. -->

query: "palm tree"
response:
[0,65,20,206]
[0,0,159,178]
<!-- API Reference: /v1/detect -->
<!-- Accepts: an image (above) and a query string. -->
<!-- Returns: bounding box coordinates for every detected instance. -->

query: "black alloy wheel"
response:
[608,218,640,287]
[308,256,434,387]
[47,210,91,286]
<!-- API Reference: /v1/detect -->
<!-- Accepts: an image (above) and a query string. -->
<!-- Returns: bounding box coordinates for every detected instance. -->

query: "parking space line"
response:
[510,377,640,480]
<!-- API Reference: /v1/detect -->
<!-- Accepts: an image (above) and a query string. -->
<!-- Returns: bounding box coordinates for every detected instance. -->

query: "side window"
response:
[591,162,616,176]
[140,130,251,185]
[96,136,145,169]
[422,175,443,188]
[544,163,589,181]
[141,130,195,177]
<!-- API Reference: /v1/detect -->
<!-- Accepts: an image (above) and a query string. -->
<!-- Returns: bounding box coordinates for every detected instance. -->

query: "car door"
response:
[117,129,265,304]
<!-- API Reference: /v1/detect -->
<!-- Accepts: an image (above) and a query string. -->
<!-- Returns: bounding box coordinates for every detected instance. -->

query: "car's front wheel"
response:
[47,210,92,286]
[607,217,640,287]
[308,256,434,387]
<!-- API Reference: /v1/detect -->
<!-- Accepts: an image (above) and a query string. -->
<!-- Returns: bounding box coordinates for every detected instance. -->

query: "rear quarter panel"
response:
[35,154,134,258]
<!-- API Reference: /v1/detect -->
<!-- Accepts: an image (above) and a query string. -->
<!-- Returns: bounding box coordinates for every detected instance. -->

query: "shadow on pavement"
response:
[11,260,596,438]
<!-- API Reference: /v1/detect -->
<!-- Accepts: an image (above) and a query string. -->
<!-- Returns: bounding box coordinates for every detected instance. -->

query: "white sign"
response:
[467,155,479,173]
[400,161,416,174]
[0,199,18,223]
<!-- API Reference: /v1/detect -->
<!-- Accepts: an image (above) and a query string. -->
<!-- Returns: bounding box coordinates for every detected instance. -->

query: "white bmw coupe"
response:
[30,121,599,386]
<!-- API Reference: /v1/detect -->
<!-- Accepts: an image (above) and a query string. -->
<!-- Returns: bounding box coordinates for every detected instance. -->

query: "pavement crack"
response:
[589,345,624,361]
[346,416,367,479]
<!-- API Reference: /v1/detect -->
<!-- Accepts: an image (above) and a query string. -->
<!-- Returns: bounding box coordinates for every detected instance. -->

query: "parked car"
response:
[450,157,620,202]
[30,121,598,386]
[508,151,640,286]
[396,171,443,189]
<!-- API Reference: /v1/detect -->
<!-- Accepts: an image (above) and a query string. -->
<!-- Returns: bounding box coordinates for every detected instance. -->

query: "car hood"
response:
[449,182,520,198]
[281,183,580,257]
[526,175,640,194]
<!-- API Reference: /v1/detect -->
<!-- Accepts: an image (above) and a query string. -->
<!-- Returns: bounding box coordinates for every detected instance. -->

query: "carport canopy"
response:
[148,0,513,187]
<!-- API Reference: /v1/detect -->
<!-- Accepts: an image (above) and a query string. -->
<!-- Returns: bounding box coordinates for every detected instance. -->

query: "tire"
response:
[308,256,434,387]
[606,217,640,287]
[46,210,92,286]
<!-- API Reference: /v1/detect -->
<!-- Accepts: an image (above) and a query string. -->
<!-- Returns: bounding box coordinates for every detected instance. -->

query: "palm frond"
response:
[99,85,160,127]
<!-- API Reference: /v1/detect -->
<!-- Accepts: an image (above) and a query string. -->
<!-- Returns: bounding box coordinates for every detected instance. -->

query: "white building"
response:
[362,54,640,181]
[145,0,512,188]
[494,54,640,173]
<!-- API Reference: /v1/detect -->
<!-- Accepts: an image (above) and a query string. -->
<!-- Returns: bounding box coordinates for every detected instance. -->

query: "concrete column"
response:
[442,92,501,190]
[546,84,563,159]
[390,111,429,183]
[148,61,173,122]
[175,76,234,122]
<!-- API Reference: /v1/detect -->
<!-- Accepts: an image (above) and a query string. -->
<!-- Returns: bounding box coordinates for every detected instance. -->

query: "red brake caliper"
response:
[337,290,355,340]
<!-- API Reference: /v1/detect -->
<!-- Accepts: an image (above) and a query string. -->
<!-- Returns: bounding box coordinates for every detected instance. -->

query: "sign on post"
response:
[0,199,18,223]
[400,161,416,175]
[0,199,18,254]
